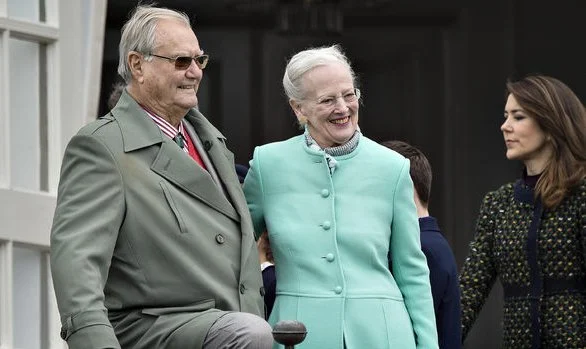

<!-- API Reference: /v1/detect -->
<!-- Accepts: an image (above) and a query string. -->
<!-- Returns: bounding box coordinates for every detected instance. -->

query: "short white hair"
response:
[282,44,357,101]
[117,5,191,83]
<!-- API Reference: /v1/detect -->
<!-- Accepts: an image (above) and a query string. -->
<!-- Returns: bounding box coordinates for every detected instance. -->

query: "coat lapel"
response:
[111,90,239,221]
[150,141,239,220]
[185,110,250,218]
[186,111,255,265]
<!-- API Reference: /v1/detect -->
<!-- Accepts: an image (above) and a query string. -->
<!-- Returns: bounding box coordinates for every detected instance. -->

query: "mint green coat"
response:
[244,135,438,349]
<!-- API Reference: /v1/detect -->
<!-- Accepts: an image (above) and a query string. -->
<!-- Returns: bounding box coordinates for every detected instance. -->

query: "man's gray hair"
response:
[282,44,357,102]
[117,5,191,83]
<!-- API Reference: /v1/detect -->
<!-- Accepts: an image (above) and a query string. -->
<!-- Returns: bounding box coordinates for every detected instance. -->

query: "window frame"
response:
[0,0,106,348]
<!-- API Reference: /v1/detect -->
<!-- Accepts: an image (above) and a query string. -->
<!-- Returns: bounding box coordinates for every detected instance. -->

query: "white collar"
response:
[260,261,274,271]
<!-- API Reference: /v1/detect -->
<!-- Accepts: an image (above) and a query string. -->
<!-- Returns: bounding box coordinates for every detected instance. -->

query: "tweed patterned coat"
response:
[460,178,586,348]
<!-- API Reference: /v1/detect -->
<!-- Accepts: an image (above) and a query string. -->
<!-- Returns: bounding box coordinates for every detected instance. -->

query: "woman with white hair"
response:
[244,44,438,349]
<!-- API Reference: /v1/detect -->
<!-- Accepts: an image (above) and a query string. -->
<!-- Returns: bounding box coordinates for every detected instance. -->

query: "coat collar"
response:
[418,216,440,233]
[514,179,536,205]
[110,89,241,222]
[110,89,164,152]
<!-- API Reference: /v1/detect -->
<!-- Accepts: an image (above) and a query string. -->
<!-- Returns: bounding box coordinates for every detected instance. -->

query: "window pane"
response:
[7,0,45,22]
[9,38,46,191]
[13,245,42,349]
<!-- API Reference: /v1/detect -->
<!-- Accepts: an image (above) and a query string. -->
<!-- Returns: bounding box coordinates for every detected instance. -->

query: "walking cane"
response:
[272,320,307,349]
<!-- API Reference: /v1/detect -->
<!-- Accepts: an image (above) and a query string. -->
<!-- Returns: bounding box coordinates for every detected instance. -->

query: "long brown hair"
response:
[506,75,586,208]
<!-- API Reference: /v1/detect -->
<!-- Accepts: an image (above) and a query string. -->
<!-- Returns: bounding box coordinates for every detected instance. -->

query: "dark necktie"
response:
[173,133,185,149]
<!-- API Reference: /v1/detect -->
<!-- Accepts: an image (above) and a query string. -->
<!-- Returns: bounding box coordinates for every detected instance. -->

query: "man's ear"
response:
[128,51,145,83]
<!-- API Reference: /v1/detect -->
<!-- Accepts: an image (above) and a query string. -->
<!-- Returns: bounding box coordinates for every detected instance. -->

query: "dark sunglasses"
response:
[148,53,209,70]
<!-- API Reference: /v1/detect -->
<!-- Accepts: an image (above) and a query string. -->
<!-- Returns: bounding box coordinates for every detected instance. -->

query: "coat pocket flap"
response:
[141,299,216,316]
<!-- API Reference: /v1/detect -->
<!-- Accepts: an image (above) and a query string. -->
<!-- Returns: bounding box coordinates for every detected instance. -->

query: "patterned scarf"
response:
[304,126,361,174]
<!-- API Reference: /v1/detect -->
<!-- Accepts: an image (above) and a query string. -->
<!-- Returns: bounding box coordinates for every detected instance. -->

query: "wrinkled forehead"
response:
[301,63,354,96]
[154,18,200,52]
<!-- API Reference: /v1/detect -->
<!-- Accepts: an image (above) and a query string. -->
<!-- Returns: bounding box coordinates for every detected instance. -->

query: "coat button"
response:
[260,286,266,296]
[326,253,335,262]
[60,327,67,339]
[321,189,330,197]
[215,234,225,244]
[239,283,246,294]
[334,286,343,294]
[322,221,331,230]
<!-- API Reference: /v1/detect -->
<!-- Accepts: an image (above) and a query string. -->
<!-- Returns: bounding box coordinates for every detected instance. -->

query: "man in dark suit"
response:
[50,5,272,349]
[382,140,461,349]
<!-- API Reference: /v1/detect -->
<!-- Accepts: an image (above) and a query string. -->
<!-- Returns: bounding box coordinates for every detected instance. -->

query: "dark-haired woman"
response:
[460,75,586,348]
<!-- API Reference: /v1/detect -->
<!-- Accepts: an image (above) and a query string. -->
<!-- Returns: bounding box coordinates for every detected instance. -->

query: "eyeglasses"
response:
[148,53,209,70]
[311,88,361,109]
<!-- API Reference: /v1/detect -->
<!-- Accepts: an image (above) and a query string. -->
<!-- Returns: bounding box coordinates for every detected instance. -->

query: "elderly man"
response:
[50,5,272,349]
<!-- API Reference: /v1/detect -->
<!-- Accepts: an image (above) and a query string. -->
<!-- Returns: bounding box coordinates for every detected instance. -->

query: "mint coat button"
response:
[334,286,343,294]
[322,221,331,230]
[326,253,335,262]
[321,189,330,197]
